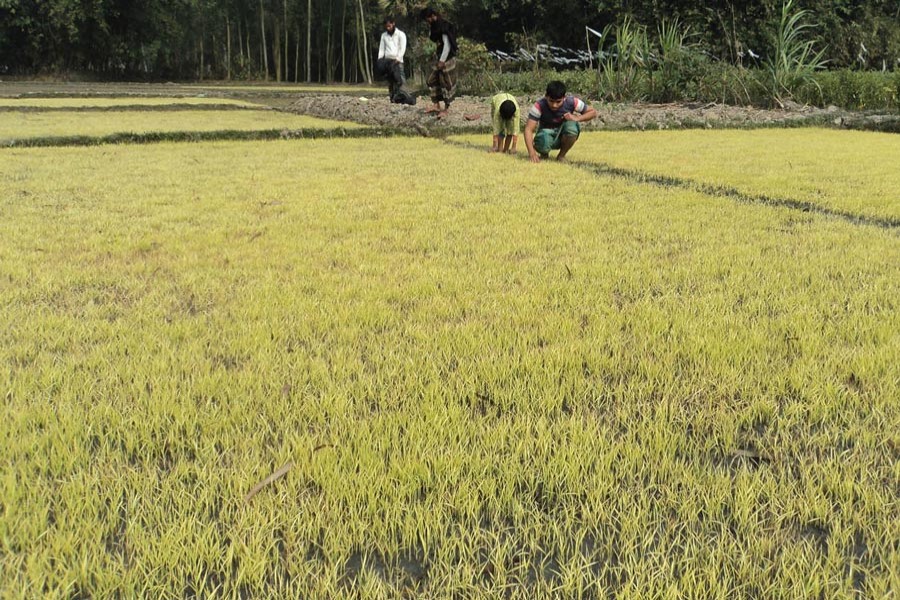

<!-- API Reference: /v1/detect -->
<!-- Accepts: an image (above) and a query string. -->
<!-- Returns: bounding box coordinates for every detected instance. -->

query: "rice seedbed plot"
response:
[565,128,900,223]
[0,97,264,109]
[1,138,898,598]
[0,110,364,143]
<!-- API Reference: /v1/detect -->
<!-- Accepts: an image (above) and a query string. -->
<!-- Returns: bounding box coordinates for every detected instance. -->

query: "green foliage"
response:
[474,65,898,112]
[652,18,703,103]
[2,0,900,81]
[598,17,651,102]
[766,0,829,106]
[693,63,765,106]
[455,37,496,95]
[795,69,900,112]
[469,68,598,98]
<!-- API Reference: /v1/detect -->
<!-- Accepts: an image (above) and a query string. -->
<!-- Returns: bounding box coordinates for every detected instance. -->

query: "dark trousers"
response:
[376,58,405,99]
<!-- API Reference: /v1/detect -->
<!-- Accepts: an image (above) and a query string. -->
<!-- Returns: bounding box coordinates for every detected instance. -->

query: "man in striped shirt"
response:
[524,80,597,162]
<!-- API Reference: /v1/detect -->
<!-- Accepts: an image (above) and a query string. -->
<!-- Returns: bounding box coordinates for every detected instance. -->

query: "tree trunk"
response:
[199,37,204,80]
[341,0,347,82]
[226,17,232,80]
[246,21,253,72]
[356,0,372,83]
[355,24,363,83]
[274,23,282,82]
[260,0,269,80]
[325,0,334,82]
[295,27,301,82]
[212,32,218,78]
[284,0,289,81]
[238,18,244,64]
[307,0,313,82]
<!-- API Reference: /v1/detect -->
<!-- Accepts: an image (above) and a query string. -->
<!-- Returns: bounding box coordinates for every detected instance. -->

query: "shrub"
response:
[455,37,497,95]
[796,70,900,112]
[598,17,652,102]
[501,69,598,98]
[650,18,703,103]
[765,0,828,106]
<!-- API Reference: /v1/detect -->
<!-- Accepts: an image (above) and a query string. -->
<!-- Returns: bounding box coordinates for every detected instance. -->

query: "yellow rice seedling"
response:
[0,138,898,598]
[0,110,363,142]
[0,98,264,108]
[454,128,900,222]
[569,128,900,222]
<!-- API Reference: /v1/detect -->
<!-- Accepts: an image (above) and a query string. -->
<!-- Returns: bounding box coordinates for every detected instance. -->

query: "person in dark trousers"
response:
[524,80,597,162]
[420,7,458,118]
[377,16,407,101]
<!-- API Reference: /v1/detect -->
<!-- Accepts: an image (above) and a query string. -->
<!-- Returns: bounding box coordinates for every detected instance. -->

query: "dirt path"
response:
[2,80,894,132]
[286,92,854,132]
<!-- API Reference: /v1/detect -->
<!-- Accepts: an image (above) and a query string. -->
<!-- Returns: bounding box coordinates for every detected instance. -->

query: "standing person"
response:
[377,17,407,101]
[524,80,597,163]
[490,92,520,153]
[420,7,458,118]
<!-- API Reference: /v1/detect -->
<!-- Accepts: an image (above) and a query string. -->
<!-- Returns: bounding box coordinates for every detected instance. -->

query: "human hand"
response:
[529,152,541,163]
[563,112,578,122]
[436,60,445,69]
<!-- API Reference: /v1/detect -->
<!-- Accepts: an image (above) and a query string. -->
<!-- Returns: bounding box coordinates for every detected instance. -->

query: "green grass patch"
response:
[455,128,900,223]
[1,137,898,597]
[0,110,365,144]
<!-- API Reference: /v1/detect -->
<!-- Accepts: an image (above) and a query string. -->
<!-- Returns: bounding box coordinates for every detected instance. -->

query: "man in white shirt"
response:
[377,17,407,100]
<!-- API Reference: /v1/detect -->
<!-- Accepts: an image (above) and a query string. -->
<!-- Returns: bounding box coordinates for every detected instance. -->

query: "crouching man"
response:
[524,80,597,163]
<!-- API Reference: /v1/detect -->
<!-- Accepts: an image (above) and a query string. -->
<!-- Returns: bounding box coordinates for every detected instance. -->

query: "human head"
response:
[384,17,395,33]
[420,7,438,23]
[499,99,516,121]
[545,80,567,110]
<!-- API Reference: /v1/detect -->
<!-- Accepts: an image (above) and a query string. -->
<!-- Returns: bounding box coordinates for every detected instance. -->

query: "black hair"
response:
[546,80,566,100]
[420,7,437,19]
[499,99,516,120]
[383,16,395,25]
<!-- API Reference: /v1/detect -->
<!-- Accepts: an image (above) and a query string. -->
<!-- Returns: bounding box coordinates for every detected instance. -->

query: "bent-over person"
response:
[490,92,520,153]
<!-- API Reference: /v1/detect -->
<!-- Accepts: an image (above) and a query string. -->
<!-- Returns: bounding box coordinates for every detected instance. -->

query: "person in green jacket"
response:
[490,92,520,154]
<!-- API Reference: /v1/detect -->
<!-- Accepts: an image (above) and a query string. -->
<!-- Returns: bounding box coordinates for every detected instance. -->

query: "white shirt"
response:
[378,29,407,63]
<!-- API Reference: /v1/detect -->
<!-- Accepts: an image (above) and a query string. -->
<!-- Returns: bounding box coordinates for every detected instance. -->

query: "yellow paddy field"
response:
[1,101,898,598]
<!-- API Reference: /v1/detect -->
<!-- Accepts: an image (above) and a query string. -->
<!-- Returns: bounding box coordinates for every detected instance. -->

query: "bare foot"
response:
[437,110,450,119]
[424,105,440,114]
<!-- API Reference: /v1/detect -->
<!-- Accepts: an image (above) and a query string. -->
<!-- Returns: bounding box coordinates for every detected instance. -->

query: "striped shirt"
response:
[527,95,587,129]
